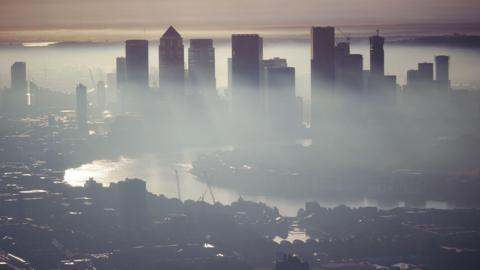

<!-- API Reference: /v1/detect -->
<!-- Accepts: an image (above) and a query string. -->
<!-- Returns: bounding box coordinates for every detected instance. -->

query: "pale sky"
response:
[1,0,480,41]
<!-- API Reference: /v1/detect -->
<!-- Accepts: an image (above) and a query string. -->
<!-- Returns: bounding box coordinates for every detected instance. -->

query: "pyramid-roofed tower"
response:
[161,26,181,39]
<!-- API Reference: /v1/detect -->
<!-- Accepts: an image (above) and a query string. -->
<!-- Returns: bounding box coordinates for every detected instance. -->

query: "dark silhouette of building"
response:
[159,26,185,93]
[265,66,302,136]
[125,40,149,89]
[231,34,263,91]
[75,83,88,132]
[11,62,27,92]
[261,57,288,88]
[338,54,364,93]
[6,62,29,113]
[418,62,434,82]
[188,39,216,96]
[435,55,450,90]
[117,178,148,227]
[116,57,127,90]
[335,41,350,75]
[275,254,309,270]
[311,26,335,90]
[116,57,127,111]
[231,34,264,135]
[125,40,149,111]
[369,32,385,77]
[310,26,335,132]
[96,81,106,111]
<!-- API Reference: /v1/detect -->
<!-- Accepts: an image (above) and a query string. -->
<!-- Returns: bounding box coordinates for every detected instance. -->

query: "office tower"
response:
[231,34,263,91]
[231,34,264,132]
[418,63,434,82]
[76,83,88,131]
[125,40,149,89]
[117,178,148,227]
[261,57,288,89]
[310,27,335,132]
[339,54,364,92]
[96,81,106,111]
[159,26,185,93]
[116,57,127,90]
[266,66,302,134]
[407,69,420,88]
[310,27,335,90]
[435,55,450,89]
[188,39,216,96]
[369,32,385,77]
[11,62,27,92]
[262,57,288,70]
[335,42,350,74]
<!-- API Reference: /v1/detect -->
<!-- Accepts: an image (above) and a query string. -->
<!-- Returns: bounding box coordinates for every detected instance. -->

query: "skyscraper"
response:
[11,62,27,92]
[5,62,29,114]
[76,83,88,132]
[310,27,335,132]
[310,27,335,90]
[159,26,185,93]
[125,40,149,89]
[116,57,127,90]
[338,54,364,93]
[231,34,263,92]
[418,62,434,82]
[435,55,450,89]
[188,39,215,96]
[369,32,385,77]
[266,66,302,135]
[231,34,264,133]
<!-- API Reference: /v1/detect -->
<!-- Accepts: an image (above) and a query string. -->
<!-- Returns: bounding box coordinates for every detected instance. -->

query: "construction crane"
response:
[175,169,182,201]
[197,171,216,204]
[337,27,351,43]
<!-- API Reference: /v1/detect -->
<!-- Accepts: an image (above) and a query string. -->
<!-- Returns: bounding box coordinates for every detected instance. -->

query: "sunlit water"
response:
[64,148,454,217]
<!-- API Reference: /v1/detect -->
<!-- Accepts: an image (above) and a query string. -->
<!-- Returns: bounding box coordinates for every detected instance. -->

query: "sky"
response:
[1,0,480,41]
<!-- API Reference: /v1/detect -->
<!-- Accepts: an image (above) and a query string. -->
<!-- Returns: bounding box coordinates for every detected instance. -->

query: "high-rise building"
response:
[11,62,27,92]
[334,42,350,75]
[261,57,288,89]
[231,34,264,131]
[369,32,385,77]
[116,57,127,90]
[231,34,263,91]
[310,27,335,132]
[4,62,29,114]
[188,39,215,96]
[435,55,450,87]
[418,62,434,82]
[266,66,302,134]
[125,40,149,89]
[310,27,335,90]
[338,54,364,93]
[76,83,88,131]
[159,26,185,93]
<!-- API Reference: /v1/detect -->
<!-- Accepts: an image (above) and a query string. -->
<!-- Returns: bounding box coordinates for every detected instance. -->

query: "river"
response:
[63,147,454,216]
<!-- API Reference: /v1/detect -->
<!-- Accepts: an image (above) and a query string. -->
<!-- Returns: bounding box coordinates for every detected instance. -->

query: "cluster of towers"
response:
[1,25,457,141]
[115,26,216,113]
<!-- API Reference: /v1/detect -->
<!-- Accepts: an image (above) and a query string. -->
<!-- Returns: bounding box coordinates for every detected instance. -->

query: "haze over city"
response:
[1,1,480,269]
